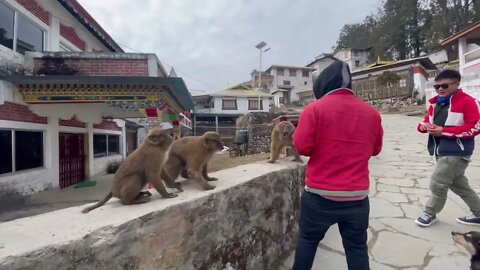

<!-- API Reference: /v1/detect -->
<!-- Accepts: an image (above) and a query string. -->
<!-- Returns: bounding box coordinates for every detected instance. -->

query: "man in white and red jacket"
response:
[415,69,480,227]
[291,59,383,270]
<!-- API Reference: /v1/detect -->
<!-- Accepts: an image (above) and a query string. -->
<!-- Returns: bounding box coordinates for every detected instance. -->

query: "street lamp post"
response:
[255,41,270,111]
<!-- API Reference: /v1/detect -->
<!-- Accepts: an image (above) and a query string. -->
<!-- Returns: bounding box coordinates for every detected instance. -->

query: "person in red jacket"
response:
[292,59,383,270]
[415,69,480,227]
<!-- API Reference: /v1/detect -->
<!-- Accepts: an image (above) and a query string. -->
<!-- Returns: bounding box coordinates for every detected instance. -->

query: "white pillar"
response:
[48,16,60,51]
[215,116,219,133]
[47,116,60,188]
[87,122,95,177]
[459,37,467,75]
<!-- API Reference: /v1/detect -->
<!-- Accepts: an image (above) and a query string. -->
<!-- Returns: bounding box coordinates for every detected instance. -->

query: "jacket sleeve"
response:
[417,106,432,133]
[293,104,318,156]
[373,115,384,156]
[442,98,480,139]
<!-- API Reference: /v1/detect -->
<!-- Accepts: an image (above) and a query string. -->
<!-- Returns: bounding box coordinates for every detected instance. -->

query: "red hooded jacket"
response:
[293,89,383,197]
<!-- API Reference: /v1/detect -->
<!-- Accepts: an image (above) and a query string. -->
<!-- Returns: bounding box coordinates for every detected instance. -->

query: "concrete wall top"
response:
[0,158,306,261]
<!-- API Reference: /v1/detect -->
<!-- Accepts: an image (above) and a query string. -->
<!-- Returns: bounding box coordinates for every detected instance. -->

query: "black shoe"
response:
[457,215,480,226]
[415,212,437,227]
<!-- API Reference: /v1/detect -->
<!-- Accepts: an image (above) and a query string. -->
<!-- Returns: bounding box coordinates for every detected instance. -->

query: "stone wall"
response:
[236,112,282,155]
[0,161,306,270]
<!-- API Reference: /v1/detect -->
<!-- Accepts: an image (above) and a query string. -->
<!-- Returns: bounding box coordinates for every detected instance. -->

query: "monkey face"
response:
[202,132,225,151]
[452,231,480,255]
[146,128,174,148]
[279,122,295,138]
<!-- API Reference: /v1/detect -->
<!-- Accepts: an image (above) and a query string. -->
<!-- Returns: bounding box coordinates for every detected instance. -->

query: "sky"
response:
[78,0,380,93]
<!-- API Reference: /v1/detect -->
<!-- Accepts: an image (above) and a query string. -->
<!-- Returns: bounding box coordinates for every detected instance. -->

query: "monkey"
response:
[81,128,180,213]
[161,131,224,191]
[268,121,303,164]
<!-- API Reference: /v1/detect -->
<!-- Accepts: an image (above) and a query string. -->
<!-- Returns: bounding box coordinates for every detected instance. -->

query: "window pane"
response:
[0,1,14,49]
[0,130,12,174]
[15,131,43,171]
[93,134,107,157]
[108,135,120,155]
[16,14,43,54]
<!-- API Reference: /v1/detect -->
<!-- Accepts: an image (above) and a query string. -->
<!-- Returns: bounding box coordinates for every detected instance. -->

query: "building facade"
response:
[263,65,315,107]
[0,0,193,196]
[192,84,271,139]
[333,48,370,72]
[351,57,437,101]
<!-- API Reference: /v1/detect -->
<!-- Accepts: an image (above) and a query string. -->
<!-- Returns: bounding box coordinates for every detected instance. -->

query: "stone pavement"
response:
[280,114,480,270]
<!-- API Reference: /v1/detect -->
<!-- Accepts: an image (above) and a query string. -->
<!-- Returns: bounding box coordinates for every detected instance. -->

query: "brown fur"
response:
[452,231,480,270]
[81,128,178,213]
[162,131,224,190]
[268,121,302,164]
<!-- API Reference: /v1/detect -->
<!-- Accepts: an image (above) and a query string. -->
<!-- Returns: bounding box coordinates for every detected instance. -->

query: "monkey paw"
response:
[173,183,184,192]
[164,192,178,198]
[207,177,218,181]
[267,160,276,164]
[204,184,216,190]
[292,158,303,163]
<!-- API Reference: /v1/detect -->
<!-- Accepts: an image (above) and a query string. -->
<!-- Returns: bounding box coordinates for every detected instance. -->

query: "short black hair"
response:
[435,69,461,82]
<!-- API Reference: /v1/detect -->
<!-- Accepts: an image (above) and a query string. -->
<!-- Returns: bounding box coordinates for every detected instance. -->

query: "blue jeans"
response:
[293,191,370,270]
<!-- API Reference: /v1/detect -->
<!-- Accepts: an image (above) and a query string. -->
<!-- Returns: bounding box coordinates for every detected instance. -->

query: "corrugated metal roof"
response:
[211,84,272,98]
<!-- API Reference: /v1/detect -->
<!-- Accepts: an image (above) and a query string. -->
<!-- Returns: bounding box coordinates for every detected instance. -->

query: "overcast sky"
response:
[78,0,380,93]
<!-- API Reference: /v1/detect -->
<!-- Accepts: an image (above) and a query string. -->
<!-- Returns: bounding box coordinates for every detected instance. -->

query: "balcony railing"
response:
[464,46,480,63]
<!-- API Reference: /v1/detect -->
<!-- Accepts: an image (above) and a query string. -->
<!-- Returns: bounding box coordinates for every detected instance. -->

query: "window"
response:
[248,99,263,110]
[400,79,407,87]
[0,130,12,174]
[0,1,14,50]
[304,81,308,85]
[283,80,291,86]
[302,70,309,77]
[289,69,297,77]
[354,51,359,57]
[0,129,44,175]
[355,61,360,67]
[94,134,120,157]
[222,99,237,110]
[277,68,284,76]
[279,97,284,104]
[0,2,44,54]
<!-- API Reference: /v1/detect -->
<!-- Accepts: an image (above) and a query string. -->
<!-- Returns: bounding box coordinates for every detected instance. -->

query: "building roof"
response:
[441,21,480,45]
[265,65,316,73]
[57,0,124,52]
[0,75,193,110]
[306,54,336,67]
[352,57,437,76]
[211,84,272,98]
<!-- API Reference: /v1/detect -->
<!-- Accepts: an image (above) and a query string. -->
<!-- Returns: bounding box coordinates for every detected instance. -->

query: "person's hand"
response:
[426,124,443,136]
[419,123,433,132]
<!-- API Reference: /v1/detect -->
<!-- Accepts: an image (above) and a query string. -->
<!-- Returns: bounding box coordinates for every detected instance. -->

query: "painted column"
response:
[459,37,467,75]
[48,17,60,51]
[87,122,95,178]
[215,115,219,133]
[47,116,60,188]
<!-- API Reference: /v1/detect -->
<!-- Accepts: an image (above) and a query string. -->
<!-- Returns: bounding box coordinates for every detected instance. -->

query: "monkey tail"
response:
[81,192,113,213]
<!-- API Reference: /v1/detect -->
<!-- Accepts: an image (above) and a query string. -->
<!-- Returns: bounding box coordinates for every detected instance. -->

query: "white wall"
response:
[0,0,111,60]
[413,72,428,99]
[270,67,313,103]
[195,96,270,115]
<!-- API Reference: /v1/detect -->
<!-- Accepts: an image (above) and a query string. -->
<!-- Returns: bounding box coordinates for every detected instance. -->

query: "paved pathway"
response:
[280,114,480,269]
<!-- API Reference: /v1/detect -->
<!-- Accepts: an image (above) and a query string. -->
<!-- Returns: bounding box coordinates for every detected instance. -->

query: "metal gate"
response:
[59,133,85,188]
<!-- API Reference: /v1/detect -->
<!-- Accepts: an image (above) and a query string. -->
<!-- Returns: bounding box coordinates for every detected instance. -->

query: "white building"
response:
[0,0,193,197]
[192,84,271,136]
[263,65,315,107]
[427,21,480,101]
[333,48,371,72]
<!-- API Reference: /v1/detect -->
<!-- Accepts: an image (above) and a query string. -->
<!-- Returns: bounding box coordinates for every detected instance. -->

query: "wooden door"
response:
[59,133,85,188]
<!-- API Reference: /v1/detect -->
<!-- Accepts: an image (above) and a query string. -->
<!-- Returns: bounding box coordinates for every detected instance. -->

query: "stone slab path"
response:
[280,114,480,270]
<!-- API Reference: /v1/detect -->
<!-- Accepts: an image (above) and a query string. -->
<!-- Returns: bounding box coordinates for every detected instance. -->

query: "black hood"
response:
[313,60,352,99]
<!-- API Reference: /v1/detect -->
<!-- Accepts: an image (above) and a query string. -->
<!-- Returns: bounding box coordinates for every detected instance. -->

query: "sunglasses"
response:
[433,82,457,90]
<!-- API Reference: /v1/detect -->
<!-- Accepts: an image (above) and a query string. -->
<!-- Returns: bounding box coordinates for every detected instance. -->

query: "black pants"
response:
[292,191,370,270]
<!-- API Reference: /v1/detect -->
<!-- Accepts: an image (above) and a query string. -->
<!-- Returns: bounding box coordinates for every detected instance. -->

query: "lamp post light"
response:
[255,41,270,111]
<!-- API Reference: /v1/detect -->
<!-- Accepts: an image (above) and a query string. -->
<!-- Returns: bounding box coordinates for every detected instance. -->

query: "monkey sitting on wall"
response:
[161,131,224,191]
[268,121,303,164]
[81,128,180,213]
